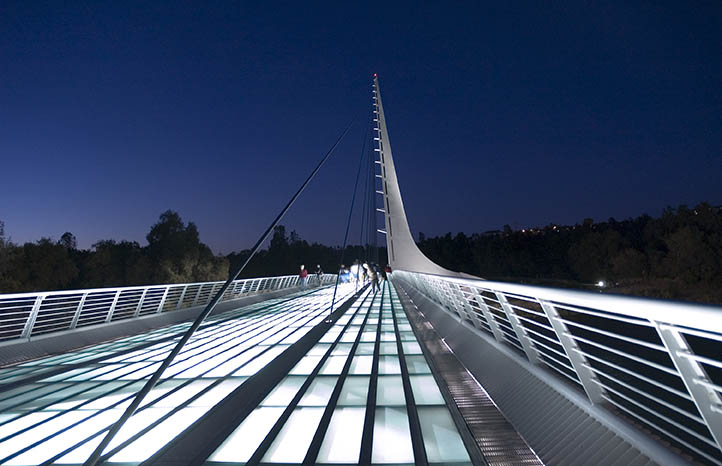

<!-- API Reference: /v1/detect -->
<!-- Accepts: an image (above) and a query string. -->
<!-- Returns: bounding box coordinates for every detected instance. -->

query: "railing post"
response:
[105,290,122,323]
[133,288,149,317]
[540,300,606,404]
[21,295,44,339]
[70,292,89,330]
[192,284,203,306]
[470,288,506,343]
[156,287,170,314]
[451,283,474,323]
[495,292,541,364]
[176,285,188,310]
[655,323,722,450]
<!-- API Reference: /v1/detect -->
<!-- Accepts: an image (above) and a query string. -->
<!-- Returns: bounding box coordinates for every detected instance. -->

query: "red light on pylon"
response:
[373,73,377,77]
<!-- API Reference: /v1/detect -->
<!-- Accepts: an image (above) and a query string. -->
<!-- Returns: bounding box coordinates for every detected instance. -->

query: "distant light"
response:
[597,280,606,287]
[373,73,377,77]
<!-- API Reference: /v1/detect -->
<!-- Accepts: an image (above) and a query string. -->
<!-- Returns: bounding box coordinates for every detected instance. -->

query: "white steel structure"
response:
[0,274,335,344]
[371,76,722,464]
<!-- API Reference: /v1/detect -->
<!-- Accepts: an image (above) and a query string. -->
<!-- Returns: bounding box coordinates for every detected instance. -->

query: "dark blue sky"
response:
[2,1,721,253]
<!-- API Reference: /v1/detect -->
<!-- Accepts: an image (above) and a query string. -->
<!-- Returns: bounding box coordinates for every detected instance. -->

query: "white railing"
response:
[0,274,336,344]
[392,270,722,465]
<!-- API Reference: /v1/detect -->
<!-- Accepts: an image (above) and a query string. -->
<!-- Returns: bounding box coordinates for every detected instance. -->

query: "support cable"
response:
[358,140,371,262]
[328,112,371,317]
[83,117,356,466]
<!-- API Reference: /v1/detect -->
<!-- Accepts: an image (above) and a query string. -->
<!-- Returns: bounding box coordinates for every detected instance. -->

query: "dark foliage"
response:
[2,203,719,304]
[416,202,722,304]
[0,212,228,293]
[0,214,384,293]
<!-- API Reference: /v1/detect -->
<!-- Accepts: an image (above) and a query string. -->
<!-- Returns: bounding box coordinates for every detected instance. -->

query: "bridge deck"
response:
[0,282,532,465]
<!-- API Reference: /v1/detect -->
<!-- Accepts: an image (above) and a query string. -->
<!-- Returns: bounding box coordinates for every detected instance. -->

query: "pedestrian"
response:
[366,263,379,293]
[315,264,323,286]
[351,260,362,286]
[299,265,308,289]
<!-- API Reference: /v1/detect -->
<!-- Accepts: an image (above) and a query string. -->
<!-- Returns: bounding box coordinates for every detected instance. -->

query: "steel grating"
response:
[397,284,544,465]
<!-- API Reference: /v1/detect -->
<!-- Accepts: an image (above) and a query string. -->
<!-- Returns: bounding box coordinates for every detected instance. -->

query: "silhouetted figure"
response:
[315,264,323,286]
[299,265,308,289]
[366,263,379,293]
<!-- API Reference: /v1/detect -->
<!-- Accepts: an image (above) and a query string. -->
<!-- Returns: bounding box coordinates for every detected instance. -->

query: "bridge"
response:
[0,77,721,465]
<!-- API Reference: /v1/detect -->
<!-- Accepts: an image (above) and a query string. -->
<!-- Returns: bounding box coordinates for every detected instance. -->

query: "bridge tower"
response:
[372,76,462,276]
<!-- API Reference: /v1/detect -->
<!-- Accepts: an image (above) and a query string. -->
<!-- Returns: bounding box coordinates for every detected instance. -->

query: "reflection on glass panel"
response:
[349,355,373,375]
[356,343,375,355]
[410,375,445,405]
[209,407,285,462]
[317,407,364,463]
[299,376,337,406]
[337,376,369,406]
[290,355,323,375]
[378,355,401,374]
[378,342,398,355]
[0,411,87,461]
[405,355,432,374]
[262,407,325,463]
[331,343,353,356]
[151,380,213,408]
[418,406,471,463]
[308,344,331,355]
[319,356,346,375]
[112,409,204,461]
[371,407,414,464]
[401,341,422,355]
[376,375,405,406]
[262,376,307,406]
[399,332,416,341]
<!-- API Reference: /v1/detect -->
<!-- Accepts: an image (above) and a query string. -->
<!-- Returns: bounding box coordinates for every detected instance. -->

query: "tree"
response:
[146,210,227,283]
[58,232,77,250]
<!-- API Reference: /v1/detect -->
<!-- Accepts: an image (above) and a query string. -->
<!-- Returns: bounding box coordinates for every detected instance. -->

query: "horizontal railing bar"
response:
[559,318,667,352]
[692,377,722,395]
[567,333,678,376]
[659,324,722,343]
[576,349,693,401]
[404,272,722,331]
[601,394,721,465]
[508,303,548,319]
[584,363,705,423]
[540,358,582,385]
[677,351,722,371]
[553,302,655,327]
[514,314,556,334]
[526,333,571,361]
[597,381,717,448]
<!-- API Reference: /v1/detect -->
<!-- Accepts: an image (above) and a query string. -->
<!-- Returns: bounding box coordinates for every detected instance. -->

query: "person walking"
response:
[366,263,379,293]
[299,265,308,289]
[315,264,323,286]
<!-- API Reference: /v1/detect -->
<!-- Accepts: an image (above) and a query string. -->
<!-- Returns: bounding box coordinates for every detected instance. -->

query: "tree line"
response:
[0,211,384,294]
[1,203,720,304]
[417,202,722,304]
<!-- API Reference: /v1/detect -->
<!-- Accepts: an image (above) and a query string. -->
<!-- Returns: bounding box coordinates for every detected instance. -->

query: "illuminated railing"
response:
[392,270,722,464]
[0,274,336,344]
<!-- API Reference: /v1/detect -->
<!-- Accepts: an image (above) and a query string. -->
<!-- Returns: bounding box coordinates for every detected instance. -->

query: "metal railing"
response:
[0,274,336,344]
[392,270,722,465]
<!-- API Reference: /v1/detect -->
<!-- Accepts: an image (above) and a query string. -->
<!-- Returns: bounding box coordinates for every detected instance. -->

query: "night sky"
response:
[2,2,721,253]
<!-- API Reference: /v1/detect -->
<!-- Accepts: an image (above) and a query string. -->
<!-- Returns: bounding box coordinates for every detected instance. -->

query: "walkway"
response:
[0,282,479,465]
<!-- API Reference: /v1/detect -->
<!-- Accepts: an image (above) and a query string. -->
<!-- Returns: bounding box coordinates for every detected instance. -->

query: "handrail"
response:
[0,274,336,344]
[392,270,722,465]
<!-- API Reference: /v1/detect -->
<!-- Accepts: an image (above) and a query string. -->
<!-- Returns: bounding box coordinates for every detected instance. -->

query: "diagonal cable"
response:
[82,116,356,466]
[328,110,371,316]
